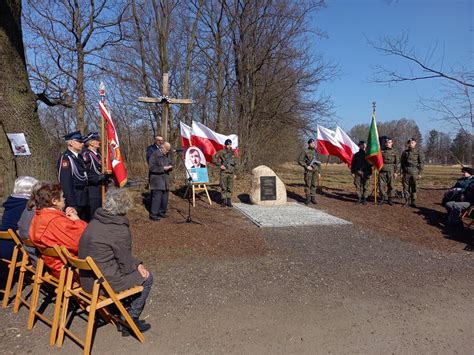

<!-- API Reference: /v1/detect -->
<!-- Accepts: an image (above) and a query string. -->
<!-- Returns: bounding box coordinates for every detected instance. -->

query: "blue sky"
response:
[312,0,473,136]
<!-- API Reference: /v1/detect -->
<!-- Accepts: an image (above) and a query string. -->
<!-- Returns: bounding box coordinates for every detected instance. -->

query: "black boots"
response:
[361,197,367,205]
[357,197,362,204]
[118,317,151,337]
[221,198,233,207]
[305,196,311,205]
[311,196,317,204]
[387,199,393,206]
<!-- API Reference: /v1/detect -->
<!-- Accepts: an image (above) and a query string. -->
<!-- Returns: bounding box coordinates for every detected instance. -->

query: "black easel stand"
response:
[176,152,202,225]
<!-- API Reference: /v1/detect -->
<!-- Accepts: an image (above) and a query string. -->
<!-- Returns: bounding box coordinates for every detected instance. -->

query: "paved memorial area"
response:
[233,202,351,227]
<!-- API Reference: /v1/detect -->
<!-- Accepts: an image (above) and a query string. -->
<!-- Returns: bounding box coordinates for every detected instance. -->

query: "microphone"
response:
[174,148,184,152]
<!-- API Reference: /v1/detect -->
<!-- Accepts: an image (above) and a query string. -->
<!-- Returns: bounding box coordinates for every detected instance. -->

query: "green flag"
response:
[365,112,383,170]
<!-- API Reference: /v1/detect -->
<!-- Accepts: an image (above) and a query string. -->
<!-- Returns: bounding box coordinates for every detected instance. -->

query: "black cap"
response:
[358,140,366,145]
[308,138,315,144]
[461,166,474,175]
[385,136,392,141]
[224,139,232,145]
[64,130,83,142]
[407,137,416,143]
[83,132,100,144]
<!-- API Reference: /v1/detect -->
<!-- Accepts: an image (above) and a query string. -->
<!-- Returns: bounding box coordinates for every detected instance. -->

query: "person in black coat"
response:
[57,131,89,221]
[79,188,152,336]
[82,132,107,218]
[148,142,173,221]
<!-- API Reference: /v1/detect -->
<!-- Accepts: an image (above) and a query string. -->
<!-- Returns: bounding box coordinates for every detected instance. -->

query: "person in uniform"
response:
[298,138,321,205]
[378,137,398,205]
[351,141,372,205]
[213,139,238,207]
[57,131,89,221]
[148,142,173,221]
[400,138,424,207]
[82,132,107,219]
[146,135,164,163]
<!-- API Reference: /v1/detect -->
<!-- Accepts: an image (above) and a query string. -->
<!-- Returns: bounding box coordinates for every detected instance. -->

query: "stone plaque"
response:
[260,176,276,201]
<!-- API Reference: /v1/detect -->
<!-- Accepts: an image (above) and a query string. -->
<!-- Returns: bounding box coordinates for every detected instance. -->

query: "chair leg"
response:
[2,248,19,308]
[27,262,43,330]
[13,262,27,313]
[115,301,144,342]
[57,271,73,347]
[50,269,66,346]
[84,286,100,355]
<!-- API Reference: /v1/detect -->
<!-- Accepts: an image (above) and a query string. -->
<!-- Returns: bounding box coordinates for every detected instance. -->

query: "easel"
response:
[184,182,212,207]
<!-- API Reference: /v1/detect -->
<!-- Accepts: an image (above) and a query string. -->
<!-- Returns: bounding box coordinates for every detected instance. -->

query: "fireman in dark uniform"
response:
[57,131,89,221]
[82,132,107,219]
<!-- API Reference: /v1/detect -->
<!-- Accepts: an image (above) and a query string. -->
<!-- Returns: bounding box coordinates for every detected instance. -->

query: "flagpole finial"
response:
[99,82,106,98]
[372,101,376,113]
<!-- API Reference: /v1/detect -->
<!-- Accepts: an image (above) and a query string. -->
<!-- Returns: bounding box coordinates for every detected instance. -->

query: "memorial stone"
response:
[250,165,287,205]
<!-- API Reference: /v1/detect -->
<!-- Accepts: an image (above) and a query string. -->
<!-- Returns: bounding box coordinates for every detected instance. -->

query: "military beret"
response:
[358,140,366,145]
[83,132,100,144]
[224,139,232,145]
[385,136,392,141]
[64,130,83,142]
[407,138,416,144]
[461,166,474,175]
[308,138,315,144]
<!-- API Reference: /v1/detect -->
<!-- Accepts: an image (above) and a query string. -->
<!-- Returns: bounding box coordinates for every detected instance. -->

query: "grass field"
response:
[274,163,461,189]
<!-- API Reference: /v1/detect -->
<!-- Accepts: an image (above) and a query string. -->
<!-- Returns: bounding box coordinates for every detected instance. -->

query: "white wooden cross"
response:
[138,73,193,141]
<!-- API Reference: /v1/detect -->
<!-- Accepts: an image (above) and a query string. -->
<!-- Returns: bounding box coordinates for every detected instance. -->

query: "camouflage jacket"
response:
[298,148,321,173]
[351,150,372,176]
[380,147,399,173]
[213,148,238,174]
[400,148,424,175]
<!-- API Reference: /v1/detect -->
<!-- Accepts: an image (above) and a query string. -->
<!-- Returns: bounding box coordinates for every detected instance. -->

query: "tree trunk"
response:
[0,0,55,197]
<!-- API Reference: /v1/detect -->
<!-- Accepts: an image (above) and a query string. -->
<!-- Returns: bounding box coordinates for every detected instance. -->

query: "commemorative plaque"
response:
[260,176,276,201]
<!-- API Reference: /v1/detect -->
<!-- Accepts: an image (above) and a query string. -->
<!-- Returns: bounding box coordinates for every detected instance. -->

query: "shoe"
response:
[378,197,385,205]
[149,215,160,221]
[388,199,393,206]
[121,317,151,337]
[361,198,367,205]
[226,198,233,207]
[410,203,417,208]
[304,197,310,205]
[158,213,167,218]
[221,200,227,207]
[311,196,317,204]
[356,197,362,204]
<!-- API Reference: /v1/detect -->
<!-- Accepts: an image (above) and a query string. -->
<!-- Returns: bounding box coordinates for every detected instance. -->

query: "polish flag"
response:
[335,126,359,166]
[316,125,352,166]
[190,121,239,163]
[180,121,192,149]
[99,100,127,187]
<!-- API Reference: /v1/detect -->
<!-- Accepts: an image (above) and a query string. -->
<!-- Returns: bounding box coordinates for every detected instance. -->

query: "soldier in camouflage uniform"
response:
[298,138,321,204]
[400,138,424,208]
[213,139,238,207]
[378,137,398,205]
[351,141,372,205]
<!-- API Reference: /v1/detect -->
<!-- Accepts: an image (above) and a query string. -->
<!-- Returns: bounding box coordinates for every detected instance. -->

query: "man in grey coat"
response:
[79,188,153,336]
[148,142,173,221]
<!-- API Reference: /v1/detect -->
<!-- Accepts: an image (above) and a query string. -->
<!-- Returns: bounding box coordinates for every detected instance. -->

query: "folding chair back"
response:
[57,246,145,355]
[0,229,22,308]
[28,245,67,346]
[6,231,37,313]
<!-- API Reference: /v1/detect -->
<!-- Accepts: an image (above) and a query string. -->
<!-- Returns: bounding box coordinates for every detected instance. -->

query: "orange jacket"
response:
[30,208,87,278]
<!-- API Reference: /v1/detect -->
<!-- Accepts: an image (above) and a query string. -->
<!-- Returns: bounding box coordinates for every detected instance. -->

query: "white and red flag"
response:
[335,126,359,166]
[99,100,127,187]
[179,121,192,149]
[316,125,352,166]
[190,121,239,163]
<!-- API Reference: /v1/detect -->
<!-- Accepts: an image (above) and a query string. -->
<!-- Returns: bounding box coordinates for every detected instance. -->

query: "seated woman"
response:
[445,167,474,227]
[79,188,152,336]
[0,176,38,263]
[29,182,87,278]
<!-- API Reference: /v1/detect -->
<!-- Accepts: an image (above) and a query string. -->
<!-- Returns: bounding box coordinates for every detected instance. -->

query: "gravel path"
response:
[1,224,473,354]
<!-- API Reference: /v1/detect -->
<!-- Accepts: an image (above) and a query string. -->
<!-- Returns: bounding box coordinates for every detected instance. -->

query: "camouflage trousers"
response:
[353,172,371,199]
[402,173,418,203]
[304,171,319,197]
[220,173,233,199]
[378,171,395,200]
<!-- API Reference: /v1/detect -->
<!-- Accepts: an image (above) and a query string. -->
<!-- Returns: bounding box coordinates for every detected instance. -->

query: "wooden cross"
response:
[138,73,193,141]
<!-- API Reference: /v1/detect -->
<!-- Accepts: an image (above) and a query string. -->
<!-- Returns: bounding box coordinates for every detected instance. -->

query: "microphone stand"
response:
[175,150,202,225]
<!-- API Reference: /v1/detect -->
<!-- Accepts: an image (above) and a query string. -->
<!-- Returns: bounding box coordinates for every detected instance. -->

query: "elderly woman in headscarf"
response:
[0,176,38,262]
[79,188,153,336]
[29,182,87,278]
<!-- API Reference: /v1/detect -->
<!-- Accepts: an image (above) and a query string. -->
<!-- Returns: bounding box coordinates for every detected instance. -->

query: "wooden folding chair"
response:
[27,245,67,346]
[10,234,37,314]
[461,206,474,228]
[0,229,22,308]
[57,246,145,355]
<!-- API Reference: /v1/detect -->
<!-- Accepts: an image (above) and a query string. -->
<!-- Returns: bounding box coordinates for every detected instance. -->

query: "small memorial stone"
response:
[250,165,287,205]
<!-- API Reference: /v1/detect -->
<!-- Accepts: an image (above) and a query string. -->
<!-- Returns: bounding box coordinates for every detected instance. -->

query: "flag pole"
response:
[372,101,378,205]
[99,82,106,205]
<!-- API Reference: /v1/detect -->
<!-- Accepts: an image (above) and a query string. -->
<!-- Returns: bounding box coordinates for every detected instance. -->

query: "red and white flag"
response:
[335,126,359,166]
[190,121,239,163]
[316,125,352,166]
[99,100,127,187]
[180,121,192,149]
